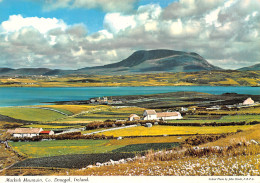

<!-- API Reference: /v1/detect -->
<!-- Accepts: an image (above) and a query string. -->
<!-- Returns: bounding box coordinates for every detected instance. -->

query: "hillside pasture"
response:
[38,105,98,115]
[76,106,146,121]
[169,115,260,124]
[0,107,67,122]
[9,140,123,158]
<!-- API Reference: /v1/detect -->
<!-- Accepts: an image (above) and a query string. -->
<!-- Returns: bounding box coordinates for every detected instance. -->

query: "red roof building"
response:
[40,130,54,135]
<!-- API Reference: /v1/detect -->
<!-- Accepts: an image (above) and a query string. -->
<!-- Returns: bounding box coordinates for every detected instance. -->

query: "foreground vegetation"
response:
[0,107,67,122]
[1,90,260,176]
[56,124,260,176]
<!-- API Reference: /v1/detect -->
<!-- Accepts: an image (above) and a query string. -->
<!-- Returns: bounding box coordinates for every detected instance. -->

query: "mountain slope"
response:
[76,49,222,75]
[0,49,222,76]
[238,63,260,71]
[0,68,73,76]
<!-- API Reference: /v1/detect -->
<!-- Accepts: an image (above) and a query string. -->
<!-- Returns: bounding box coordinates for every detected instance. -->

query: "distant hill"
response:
[238,63,260,71]
[0,68,73,76]
[76,49,222,75]
[0,49,223,76]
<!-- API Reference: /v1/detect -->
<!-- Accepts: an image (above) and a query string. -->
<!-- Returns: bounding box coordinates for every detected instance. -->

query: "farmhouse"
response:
[7,128,43,138]
[143,110,157,120]
[128,114,141,121]
[143,110,182,120]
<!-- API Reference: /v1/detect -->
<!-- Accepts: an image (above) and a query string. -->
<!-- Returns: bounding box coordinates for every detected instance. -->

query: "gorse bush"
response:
[9,132,115,141]
[85,120,157,130]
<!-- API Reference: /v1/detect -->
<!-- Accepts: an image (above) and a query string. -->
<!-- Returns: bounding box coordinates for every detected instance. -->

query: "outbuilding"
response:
[40,130,55,136]
[243,98,254,105]
[128,114,141,121]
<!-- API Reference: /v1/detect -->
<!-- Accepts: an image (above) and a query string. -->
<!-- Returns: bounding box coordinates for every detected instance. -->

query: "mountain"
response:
[238,63,260,71]
[0,68,73,76]
[0,49,222,76]
[76,49,222,75]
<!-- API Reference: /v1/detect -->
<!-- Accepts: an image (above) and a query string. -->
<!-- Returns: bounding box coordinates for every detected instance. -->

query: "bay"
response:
[0,86,259,107]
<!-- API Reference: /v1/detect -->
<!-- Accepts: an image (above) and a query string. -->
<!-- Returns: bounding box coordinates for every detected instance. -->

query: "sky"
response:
[0,0,259,70]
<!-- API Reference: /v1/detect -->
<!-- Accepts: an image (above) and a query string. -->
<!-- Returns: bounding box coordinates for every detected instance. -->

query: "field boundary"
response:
[116,132,234,138]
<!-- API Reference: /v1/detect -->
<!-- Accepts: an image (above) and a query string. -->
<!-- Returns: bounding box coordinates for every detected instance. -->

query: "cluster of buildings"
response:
[90,97,123,105]
[129,110,183,121]
[202,97,258,111]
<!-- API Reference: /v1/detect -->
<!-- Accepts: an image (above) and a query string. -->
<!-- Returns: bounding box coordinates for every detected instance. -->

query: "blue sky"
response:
[0,0,174,33]
[0,0,259,69]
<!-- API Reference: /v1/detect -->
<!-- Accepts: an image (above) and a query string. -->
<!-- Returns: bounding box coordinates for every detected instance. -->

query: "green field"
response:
[75,106,145,121]
[22,124,83,130]
[169,115,260,123]
[0,107,67,122]
[9,138,184,158]
[9,140,123,158]
[1,70,260,87]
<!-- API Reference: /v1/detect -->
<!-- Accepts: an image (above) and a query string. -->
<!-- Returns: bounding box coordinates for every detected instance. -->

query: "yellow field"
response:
[100,125,254,137]
[215,78,239,85]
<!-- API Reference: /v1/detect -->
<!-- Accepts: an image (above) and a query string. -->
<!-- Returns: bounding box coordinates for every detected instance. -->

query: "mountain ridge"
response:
[76,49,222,75]
[0,49,223,76]
[238,63,260,71]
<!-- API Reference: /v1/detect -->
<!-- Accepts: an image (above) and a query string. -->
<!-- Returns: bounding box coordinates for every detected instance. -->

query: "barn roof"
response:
[6,129,15,134]
[12,128,42,134]
[144,110,157,115]
[157,112,180,117]
[129,114,139,118]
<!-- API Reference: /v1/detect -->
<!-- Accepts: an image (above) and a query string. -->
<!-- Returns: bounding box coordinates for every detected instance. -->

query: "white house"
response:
[143,110,157,120]
[156,112,183,120]
[243,98,254,105]
[143,110,182,121]
[128,114,141,121]
[8,128,43,138]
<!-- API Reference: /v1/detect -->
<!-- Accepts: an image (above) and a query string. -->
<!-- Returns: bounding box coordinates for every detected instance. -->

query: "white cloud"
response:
[162,0,225,19]
[104,4,162,34]
[1,15,67,34]
[0,0,259,70]
[43,0,139,13]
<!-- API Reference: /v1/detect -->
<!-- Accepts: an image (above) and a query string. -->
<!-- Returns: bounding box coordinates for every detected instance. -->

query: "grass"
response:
[105,136,189,146]
[0,107,66,122]
[38,105,97,114]
[58,124,260,176]
[9,139,124,158]
[22,124,82,130]
[67,153,259,176]
[0,144,23,171]
[9,136,188,159]
[112,143,179,153]
[197,106,260,115]
[77,106,145,121]
[169,114,260,124]
[1,70,260,87]
[100,125,254,137]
